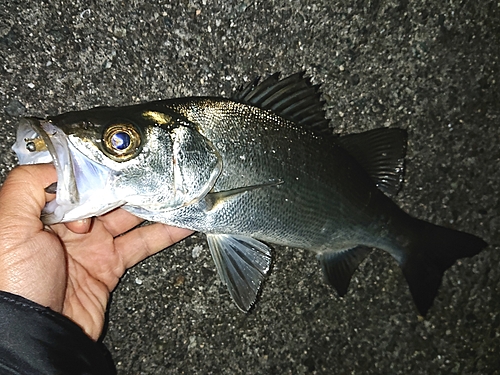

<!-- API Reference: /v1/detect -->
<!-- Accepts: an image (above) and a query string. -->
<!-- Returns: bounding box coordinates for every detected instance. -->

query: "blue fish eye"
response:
[111,131,131,150]
[103,123,141,161]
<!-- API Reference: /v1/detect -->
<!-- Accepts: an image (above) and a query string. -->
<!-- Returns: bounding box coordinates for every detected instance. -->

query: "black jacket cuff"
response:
[0,291,115,374]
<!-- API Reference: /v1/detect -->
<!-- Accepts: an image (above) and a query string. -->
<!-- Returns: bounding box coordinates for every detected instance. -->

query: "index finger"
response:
[115,223,193,269]
[96,208,144,237]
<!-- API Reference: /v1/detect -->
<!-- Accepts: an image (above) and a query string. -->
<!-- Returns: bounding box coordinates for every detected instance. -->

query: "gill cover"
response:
[170,123,222,207]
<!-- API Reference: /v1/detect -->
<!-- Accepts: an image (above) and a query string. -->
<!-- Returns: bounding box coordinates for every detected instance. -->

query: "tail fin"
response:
[400,219,487,316]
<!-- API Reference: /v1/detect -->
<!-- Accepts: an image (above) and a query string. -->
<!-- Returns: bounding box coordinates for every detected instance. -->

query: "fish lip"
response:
[14,118,79,223]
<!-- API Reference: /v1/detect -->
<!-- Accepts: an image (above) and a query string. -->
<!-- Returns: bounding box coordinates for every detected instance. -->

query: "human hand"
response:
[0,164,193,340]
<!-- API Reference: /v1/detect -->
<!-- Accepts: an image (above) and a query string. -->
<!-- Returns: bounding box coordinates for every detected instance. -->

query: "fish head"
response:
[12,106,222,224]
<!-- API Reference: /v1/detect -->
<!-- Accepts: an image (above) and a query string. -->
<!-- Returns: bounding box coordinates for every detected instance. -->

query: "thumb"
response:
[0,164,67,311]
[0,164,58,226]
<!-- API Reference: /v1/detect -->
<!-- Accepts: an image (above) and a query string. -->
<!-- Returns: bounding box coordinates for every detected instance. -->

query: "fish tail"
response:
[399,218,487,316]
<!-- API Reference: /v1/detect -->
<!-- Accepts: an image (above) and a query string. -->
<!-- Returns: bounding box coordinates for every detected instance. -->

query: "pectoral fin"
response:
[205,180,283,210]
[206,234,273,312]
[318,246,371,296]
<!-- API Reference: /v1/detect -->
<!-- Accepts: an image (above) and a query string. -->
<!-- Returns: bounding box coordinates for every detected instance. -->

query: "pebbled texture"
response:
[0,1,498,374]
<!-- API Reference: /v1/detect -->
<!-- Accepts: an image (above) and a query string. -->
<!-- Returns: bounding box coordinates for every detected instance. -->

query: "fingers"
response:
[64,218,93,234]
[0,165,57,222]
[64,208,143,236]
[97,208,144,237]
[115,223,193,269]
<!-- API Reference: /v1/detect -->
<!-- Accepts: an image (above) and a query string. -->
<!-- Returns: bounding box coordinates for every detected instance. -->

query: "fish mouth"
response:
[12,118,79,223]
[12,118,110,224]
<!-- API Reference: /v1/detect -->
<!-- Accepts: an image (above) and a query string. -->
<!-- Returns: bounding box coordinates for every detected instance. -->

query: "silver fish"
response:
[12,72,486,314]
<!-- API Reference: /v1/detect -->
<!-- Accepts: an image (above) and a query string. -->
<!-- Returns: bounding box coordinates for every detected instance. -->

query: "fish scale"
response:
[166,99,394,244]
[12,72,486,315]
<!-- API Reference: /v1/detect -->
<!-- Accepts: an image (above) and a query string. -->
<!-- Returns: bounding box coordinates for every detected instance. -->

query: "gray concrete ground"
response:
[1,0,499,374]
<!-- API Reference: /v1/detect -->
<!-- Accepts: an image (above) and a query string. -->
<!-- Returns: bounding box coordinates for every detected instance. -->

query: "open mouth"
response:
[13,118,122,224]
[12,118,80,224]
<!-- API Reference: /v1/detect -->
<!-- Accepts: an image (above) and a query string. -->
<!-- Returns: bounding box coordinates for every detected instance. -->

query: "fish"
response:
[12,72,487,315]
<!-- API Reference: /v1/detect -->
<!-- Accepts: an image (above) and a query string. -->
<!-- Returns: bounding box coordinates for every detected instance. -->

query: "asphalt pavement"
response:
[1,1,499,374]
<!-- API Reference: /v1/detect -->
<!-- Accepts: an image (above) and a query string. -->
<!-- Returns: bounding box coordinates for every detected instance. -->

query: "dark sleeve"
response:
[0,291,116,375]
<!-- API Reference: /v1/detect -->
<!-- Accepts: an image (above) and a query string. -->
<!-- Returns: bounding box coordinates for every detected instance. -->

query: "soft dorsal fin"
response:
[232,72,331,135]
[337,128,408,196]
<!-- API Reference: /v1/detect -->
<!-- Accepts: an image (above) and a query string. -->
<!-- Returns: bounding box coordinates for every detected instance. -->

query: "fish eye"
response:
[110,131,131,150]
[102,123,142,161]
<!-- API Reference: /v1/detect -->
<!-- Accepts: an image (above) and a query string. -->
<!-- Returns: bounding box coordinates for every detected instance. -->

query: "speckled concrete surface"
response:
[1,1,499,374]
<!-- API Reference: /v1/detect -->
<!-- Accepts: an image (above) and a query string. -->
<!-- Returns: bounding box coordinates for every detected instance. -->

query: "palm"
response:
[0,165,192,340]
[52,209,191,340]
[53,211,129,340]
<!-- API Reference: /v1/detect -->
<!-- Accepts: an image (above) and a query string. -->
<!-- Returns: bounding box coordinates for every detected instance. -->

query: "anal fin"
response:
[318,246,371,296]
[206,234,273,312]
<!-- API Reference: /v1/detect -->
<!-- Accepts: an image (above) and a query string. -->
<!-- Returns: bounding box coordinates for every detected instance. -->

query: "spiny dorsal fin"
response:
[232,72,330,135]
[337,128,408,197]
[318,246,371,296]
[233,73,407,196]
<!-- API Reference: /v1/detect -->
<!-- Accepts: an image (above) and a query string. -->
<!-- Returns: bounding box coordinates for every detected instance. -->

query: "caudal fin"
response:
[401,219,487,316]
